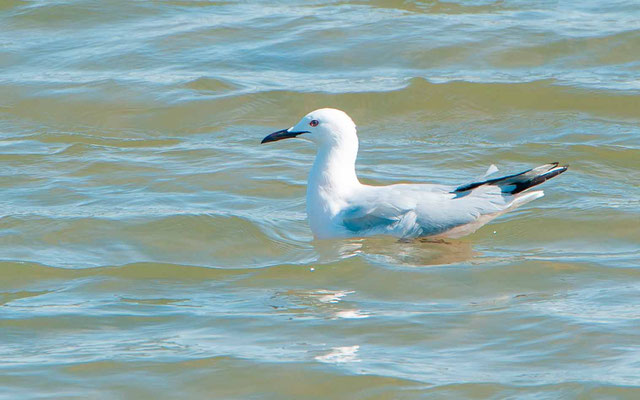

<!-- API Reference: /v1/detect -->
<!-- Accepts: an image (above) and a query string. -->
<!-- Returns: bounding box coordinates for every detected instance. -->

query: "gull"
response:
[261,108,568,240]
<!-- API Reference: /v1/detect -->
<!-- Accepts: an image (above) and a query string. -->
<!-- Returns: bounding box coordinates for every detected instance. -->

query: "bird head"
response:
[261,108,357,147]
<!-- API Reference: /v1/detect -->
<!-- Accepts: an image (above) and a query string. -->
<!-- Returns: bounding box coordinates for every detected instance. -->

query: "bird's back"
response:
[325,163,568,239]
[337,182,514,238]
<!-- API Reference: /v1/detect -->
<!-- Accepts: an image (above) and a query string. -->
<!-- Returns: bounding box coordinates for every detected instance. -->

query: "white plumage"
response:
[262,108,567,240]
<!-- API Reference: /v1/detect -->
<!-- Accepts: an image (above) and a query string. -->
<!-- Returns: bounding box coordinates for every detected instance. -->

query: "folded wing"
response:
[338,163,568,239]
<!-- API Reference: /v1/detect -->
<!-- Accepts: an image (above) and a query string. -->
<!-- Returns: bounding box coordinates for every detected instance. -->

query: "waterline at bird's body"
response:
[262,108,567,240]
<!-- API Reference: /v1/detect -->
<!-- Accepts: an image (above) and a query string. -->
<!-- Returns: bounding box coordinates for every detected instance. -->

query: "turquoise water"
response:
[1,1,640,398]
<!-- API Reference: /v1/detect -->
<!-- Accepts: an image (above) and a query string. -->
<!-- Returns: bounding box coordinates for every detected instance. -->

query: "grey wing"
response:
[340,184,509,238]
[341,204,409,233]
[338,185,456,237]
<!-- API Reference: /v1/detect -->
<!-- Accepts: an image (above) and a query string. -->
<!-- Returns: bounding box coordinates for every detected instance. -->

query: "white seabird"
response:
[261,108,568,240]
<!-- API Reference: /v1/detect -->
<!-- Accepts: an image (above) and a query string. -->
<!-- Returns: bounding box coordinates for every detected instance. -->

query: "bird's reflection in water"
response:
[271,237,477,322]
[312,236,478,268]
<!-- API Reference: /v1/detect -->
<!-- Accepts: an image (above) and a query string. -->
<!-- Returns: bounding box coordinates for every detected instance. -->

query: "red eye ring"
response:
[309,119,319,127]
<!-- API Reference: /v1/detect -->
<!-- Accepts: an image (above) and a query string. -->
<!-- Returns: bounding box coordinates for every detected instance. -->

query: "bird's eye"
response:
[309,119,319,127]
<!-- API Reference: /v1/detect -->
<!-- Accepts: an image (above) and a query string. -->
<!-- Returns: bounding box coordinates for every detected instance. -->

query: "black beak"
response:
[261,129,309,144]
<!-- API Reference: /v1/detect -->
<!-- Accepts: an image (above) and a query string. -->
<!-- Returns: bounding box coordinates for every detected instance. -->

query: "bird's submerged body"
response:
[262,108,568,240]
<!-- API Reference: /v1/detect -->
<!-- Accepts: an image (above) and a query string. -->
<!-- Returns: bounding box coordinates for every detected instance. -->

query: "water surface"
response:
[1,0,640,398]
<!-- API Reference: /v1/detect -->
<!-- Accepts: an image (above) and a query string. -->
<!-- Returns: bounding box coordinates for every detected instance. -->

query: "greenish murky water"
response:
[1,1,640,398]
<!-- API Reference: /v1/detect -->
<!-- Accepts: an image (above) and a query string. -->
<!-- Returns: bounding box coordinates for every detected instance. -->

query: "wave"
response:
[0,211,312,269]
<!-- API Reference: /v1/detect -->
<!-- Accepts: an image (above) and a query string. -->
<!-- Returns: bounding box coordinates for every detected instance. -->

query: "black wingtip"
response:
[509,163,568,194]
[453,162,569,195]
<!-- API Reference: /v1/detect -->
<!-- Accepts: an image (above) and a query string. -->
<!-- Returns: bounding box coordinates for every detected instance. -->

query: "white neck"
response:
[306,134,361,235]
[308,136,360,195]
